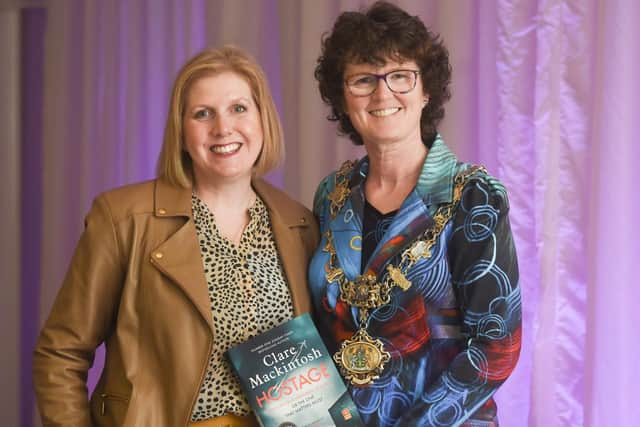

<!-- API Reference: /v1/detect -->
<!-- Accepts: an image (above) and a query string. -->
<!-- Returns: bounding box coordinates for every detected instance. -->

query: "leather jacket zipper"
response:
[100,393,130,415]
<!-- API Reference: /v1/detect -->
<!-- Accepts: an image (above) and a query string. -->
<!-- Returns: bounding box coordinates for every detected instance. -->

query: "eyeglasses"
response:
[344,69,420,97]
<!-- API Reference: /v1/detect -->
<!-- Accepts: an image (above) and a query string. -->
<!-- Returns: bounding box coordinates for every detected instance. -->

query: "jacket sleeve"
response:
[396,179,522,427]
[33,195,126,426]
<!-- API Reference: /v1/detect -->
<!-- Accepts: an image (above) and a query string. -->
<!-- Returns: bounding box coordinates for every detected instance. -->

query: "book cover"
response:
[227,313,364,427]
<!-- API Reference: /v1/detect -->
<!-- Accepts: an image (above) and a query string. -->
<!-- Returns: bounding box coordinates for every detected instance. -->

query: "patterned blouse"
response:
[308,136,521,427]
[190,194,294,421]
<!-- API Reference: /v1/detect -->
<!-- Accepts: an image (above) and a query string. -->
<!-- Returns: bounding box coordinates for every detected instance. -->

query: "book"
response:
[227,313,365,427]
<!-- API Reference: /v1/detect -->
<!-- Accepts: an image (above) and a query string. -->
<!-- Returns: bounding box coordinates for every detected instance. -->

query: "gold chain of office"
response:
[323,160,485,386]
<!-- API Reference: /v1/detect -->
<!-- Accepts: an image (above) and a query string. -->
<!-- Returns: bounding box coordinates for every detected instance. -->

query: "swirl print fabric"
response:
[308,137,521,427]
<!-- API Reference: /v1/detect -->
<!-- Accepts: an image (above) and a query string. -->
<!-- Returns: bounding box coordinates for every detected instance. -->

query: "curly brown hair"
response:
[315,1,451,147]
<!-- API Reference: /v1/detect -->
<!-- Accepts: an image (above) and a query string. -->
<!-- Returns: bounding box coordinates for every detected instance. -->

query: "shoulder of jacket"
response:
[456,163,505,190]
[253,178,314,223]
[94,179,156,221]
[455,163,510,208]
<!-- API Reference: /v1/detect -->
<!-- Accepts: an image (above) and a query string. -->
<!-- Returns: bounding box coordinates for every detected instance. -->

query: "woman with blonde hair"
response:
[33,46,319,427]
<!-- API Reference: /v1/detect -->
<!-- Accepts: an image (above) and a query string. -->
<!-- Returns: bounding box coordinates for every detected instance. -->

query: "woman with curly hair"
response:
[309,2,522,426]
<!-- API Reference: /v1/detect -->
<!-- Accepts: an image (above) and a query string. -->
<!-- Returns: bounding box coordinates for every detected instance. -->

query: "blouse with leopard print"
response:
[190,194,294,421]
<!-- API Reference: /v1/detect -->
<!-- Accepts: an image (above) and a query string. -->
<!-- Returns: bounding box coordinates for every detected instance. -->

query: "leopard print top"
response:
[190,194,294,421]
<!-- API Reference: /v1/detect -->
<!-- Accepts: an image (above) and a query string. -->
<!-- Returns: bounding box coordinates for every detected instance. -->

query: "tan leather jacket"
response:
[33,178,320,426]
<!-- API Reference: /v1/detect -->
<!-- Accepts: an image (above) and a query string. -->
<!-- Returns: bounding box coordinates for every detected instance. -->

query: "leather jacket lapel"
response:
[253,179,315,316]
[148,180,214,333]
[147,178,317,329]
[269,213,310,315]
[149,218,213,333]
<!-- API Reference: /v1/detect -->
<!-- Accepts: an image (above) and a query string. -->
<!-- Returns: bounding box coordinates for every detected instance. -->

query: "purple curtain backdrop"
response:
[20,8,45,427]
[19,1,640,426]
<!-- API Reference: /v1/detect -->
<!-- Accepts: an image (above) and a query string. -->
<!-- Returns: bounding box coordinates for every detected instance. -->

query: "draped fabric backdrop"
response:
[4,0,639,426]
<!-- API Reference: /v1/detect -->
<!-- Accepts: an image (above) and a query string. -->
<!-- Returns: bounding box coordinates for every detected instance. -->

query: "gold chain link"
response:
[323,163,486,322]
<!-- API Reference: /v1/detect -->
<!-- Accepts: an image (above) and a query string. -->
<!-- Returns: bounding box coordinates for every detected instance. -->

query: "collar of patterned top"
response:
[349,134,459,208]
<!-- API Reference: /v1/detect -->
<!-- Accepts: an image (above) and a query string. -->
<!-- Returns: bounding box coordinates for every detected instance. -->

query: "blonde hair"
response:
[156,46,284,187]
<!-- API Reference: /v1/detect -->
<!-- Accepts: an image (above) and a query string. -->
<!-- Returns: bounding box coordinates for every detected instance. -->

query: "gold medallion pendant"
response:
[333,328,390,386]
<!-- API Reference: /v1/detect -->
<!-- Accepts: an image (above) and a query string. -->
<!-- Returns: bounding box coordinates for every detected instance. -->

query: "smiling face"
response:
[182,72,263,186]
[343,59,427,149]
